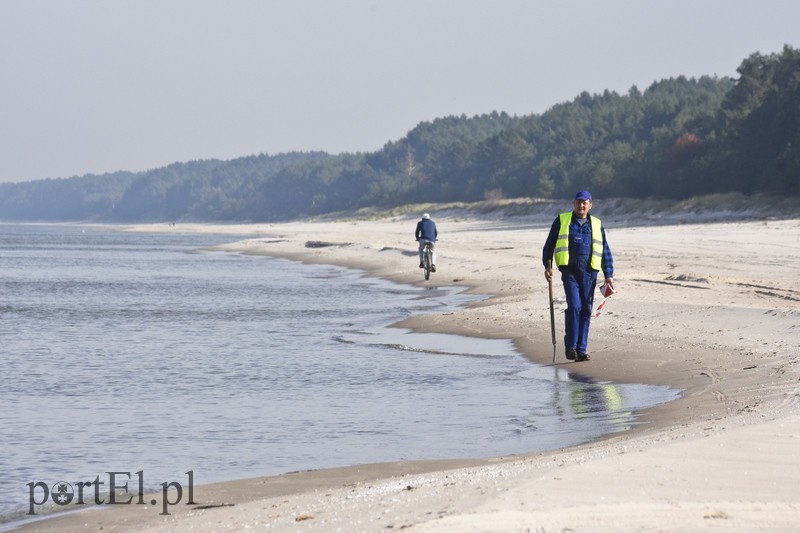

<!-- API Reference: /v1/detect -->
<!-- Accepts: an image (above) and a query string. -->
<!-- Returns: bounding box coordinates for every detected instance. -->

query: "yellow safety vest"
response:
[554,212,603,271]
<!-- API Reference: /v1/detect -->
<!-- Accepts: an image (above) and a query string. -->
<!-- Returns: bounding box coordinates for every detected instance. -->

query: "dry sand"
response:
[16,212,800,532]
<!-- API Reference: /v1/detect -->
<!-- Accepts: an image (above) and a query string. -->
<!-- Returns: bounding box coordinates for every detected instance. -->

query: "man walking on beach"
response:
[415,213,437,271]
[542,191,614,361]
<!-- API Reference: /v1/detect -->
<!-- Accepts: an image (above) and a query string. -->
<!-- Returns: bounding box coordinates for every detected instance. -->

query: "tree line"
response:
[1,45,797,222]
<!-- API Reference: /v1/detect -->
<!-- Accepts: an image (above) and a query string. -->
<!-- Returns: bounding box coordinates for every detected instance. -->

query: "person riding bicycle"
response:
[415,213,437,271]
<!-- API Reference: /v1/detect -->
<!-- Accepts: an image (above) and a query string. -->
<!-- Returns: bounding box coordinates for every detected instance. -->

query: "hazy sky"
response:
[1,1,798,183]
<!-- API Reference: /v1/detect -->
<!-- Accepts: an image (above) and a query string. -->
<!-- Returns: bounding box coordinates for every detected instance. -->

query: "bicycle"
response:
[420,240,435,280]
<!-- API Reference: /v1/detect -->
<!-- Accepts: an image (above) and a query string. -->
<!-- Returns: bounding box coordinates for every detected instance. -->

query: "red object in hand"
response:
[599,282,615,298]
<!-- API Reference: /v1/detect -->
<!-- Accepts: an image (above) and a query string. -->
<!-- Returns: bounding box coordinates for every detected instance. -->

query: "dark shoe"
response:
[565,348,577,361]
[419,262,424,268]
[576,352,590,362]
[431,265,437,272]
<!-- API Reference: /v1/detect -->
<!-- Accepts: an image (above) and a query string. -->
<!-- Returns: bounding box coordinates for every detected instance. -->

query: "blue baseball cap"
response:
[574,190,592,201]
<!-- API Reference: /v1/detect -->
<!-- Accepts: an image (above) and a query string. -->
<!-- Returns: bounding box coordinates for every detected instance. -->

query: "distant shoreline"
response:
[2,192,799,230]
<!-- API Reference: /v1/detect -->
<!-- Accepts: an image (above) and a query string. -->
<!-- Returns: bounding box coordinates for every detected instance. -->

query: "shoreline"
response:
[16,215,800,531]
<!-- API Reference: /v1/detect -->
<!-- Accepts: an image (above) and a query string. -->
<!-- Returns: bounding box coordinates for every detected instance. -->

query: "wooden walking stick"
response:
[547,259,557,364]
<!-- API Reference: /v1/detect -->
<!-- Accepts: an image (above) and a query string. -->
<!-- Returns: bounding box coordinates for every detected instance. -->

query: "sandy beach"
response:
[16,209,800,532]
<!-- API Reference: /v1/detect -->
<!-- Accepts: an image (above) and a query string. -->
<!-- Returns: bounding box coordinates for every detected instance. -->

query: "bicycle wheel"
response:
[423,245,431,280]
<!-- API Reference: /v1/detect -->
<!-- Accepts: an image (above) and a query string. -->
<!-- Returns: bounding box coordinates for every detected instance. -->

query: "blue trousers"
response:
[561,268,597,353]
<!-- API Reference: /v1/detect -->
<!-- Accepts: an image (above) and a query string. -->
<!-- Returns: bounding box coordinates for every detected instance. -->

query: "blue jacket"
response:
[415,219,437,242]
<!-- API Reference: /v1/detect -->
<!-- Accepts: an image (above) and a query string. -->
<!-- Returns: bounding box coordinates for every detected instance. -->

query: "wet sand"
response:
[17,213,800,531]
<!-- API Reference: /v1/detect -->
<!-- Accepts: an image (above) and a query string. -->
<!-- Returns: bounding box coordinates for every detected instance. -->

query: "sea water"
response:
[0,224,678,525]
